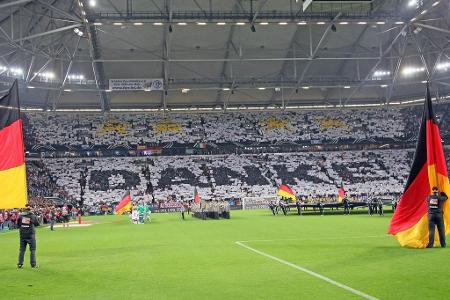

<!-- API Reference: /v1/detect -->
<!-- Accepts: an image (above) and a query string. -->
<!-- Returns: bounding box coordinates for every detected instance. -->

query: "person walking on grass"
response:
[61,204,70,228]
[49,207,56,231]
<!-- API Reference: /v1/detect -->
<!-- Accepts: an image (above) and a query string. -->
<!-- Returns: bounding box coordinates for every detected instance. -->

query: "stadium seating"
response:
[25,149,419,206]
[24,104,450,148]
[21,103,450,209]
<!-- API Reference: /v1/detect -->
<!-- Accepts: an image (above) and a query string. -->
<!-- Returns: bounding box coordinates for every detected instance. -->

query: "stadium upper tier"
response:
[23,103,450,151]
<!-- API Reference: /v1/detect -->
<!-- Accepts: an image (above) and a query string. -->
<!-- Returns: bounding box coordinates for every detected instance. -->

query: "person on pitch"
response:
[61,204,70,228]
[367,199,373,216]
[17,204,40,269]
[137,202,146,224]
[295,198,303,215]
[269,201,276,215]
[343,197,350,215]
[144,201,151,223]
[131,205,139,224]
[49,206,56,231]
[223,200,230,219]
[319,202,324,216]
[427,186,448,248]
[279,198,287,216]
[180,202,186,220]
[391,199,398,213]
[377,199,384,216]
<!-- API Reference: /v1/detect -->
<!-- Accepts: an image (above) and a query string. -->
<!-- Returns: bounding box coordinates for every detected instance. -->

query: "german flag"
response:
[338,184,346,203]
[194,187,201,204]
[277,184,296,201]
[388,85,450,248]
[0,80,27,209]
[115,191,132,215]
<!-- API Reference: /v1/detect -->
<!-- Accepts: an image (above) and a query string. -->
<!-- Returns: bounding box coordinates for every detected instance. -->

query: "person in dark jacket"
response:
[377,199,384,216]
[17,205,40,268]
[295,198,303,216]
[342,197,350,215]
[427,187,448,248]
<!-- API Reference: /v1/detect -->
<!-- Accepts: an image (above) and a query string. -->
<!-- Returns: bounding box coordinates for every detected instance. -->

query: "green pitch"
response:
[1,210,449,299]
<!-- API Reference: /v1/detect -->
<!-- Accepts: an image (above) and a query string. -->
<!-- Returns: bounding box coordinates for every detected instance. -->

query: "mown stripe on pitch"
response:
[235,241,379,300]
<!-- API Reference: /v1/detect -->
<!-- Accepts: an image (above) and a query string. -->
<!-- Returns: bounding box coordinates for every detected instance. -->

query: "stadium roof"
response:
[0,0,449,111]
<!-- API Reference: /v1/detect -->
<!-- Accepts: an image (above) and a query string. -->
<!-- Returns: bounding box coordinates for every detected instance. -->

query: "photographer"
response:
[17,204,40,269]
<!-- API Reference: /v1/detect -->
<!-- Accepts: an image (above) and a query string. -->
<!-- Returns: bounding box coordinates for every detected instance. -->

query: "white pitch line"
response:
[235,241,379,300]
[237,235,388,243]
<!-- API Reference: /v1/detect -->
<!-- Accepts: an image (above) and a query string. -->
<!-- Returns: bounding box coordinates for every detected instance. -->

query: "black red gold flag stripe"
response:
[0,80,27,209]
[277,184,296,201]
[388,84,450,248]
[115,191,132,215]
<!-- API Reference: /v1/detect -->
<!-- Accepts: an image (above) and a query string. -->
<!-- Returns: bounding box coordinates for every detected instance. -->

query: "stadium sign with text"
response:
[109,79,164,91]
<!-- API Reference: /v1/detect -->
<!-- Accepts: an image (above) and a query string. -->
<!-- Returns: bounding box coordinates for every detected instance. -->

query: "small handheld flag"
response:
[0,80,27,209]
[194,187,201,204]
[115,191,132,215]
[277,184,296,201]
[388,85,450,248]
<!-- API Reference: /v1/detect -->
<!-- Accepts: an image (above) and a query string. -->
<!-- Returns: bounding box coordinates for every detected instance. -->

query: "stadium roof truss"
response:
[0,0,449,111]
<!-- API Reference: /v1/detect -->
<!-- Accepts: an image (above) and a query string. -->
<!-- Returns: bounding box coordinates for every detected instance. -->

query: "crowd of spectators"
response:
[0,202,77,232]
[27,161,76,203]
[28,148,426,207]
[1,162,77,232]
[23,103,450,149]
[1,104,448,224]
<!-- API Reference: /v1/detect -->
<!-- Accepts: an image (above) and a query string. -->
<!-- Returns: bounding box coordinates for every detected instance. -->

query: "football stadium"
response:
[1,0,450,299]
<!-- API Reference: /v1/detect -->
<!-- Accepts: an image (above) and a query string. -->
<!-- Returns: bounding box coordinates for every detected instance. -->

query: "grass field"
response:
[1,210,449,300]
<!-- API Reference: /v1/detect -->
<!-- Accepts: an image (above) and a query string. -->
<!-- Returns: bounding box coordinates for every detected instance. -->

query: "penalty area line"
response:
[235,241,379,300]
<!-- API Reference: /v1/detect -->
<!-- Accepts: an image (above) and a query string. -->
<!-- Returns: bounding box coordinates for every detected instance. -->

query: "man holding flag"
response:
[338,184,350,215]
[277,185,297,216]
[427,187,448,248]
[0,81,34,267]
[388,85,450,248]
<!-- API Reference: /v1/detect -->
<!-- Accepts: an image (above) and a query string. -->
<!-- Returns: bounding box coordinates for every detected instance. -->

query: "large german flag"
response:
[115,191,132,215]
[0,80,27,209]
[388,85,450,248]
[278,184,296,201]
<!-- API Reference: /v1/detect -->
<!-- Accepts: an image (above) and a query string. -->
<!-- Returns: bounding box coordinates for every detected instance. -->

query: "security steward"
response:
[17,204,40,268]
[427,187,448,248]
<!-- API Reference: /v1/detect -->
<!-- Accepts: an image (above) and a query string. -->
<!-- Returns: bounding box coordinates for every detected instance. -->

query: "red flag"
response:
[194,187,201,204]
[388,85,450,248]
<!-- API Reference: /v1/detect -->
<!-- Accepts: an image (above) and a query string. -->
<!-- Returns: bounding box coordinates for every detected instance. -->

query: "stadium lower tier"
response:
[24,147,450,207]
